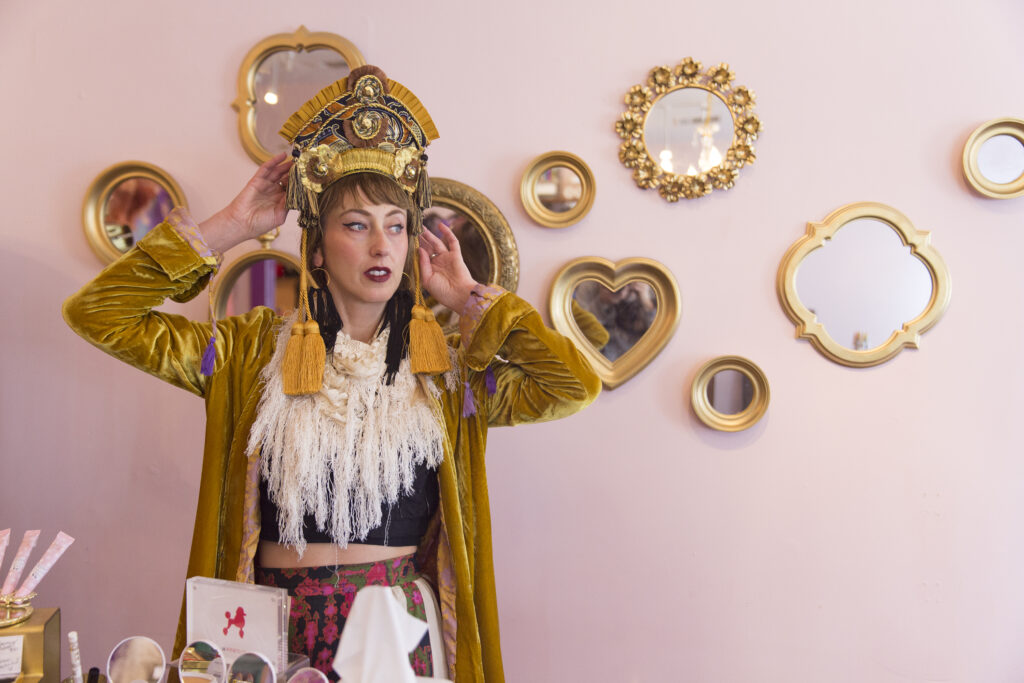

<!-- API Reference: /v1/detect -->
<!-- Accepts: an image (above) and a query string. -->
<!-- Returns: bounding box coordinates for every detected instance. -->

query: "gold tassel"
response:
[409,234,451,374]
[281,230,327,395]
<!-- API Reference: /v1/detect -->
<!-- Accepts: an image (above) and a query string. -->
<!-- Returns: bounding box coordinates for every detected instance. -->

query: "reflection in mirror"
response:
[103,178,174,253]
[571,279,657,361]
[223,257,300,318]
[796,218,932,351]
[977,134,1024,184]
[645,88,734,176]
[107,636,165,683]
[287,668,329,683]
[535,166,582,212]
[707,369,753,415]
[423,205,492,334]
[229,652,276,683]
[253,49,350,159]
[179,640,225,683]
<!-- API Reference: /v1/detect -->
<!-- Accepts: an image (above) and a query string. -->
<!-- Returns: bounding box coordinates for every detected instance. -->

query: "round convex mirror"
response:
[707,368,753,415]
[286,668,328,683]
[976,134,1024,184]
[229,652,276,683]
[107,636,166,683]
[520,151,595,228]
[691,356,769,432]
[571,279,658,362]
[212,251,302,320]
[178,640,225,683]
[644,87,734,176]
[535,166,583,212]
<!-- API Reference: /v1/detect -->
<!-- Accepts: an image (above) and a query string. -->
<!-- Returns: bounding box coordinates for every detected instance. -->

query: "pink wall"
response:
[2,1,1023,681]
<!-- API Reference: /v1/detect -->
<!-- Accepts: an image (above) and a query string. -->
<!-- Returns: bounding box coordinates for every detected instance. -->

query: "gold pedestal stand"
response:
[0,592,37,628]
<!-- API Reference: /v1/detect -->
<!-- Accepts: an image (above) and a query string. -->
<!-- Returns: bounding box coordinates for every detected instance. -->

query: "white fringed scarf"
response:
[247,315,448,556]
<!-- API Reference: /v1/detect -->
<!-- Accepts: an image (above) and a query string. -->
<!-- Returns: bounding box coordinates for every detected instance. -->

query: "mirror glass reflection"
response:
[796,218,932,351]
[103,178,174,253]
[179,640,225,683]
[644,88,733,175]
[977,134,1024,184]
[423,206,492,333]
[535,166,582,212]
[571,280,658,361]
[107,636,165,683]
[287,668,329,683]
[229,652,276,683]
[707,369,753,415]
[253,48,351,157]
[225,257,300,317]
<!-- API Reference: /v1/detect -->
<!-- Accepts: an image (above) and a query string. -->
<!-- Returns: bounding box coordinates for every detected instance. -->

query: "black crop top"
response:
[258,460,439,547]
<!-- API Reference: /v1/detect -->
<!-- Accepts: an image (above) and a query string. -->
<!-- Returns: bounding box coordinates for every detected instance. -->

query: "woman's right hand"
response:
[200,152,294,253]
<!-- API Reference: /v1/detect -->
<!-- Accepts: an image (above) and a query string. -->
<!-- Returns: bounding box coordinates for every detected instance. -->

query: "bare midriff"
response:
[258,540,418,568]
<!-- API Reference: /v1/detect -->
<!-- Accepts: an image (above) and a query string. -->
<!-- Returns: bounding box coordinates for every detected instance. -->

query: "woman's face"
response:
[315,188,410,317]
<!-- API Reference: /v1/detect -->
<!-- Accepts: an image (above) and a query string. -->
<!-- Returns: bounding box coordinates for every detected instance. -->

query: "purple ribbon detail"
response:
[462,380,477,417]
[485,366,497,395]
[200,336,216,376]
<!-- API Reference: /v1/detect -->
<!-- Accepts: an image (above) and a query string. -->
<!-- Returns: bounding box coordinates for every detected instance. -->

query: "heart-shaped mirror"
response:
[550,257,680,389]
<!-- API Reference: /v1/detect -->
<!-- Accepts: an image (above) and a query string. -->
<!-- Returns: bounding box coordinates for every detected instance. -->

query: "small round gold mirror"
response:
[617,58,760,201]
[691,356,769,432]
[232,26,365,164]
[82,161,185,264]
[212,244,302,320]
[962,118,1024,198]
[520,151,595,228]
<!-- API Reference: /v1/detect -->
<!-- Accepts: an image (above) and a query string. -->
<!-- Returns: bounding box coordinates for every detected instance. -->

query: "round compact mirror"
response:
[691,356,769,432]
[212,250,302,320]
[178,640,225,683]
[286,668,328,683]
[644,87,734,176]
[107,636,166,683]
[962,118,1024,199]
[571,279,658,362]
[229,652,276,683]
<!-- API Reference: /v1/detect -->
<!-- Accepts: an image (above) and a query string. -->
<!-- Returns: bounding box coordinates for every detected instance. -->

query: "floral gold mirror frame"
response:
[777,202,951,367]
[82,161,187,264]
[549,257,680,389]
[962,118,1024,199]
[520,151,596,228]
[232,26,366,165]
[691,356,770,432]
[617,57,760,202]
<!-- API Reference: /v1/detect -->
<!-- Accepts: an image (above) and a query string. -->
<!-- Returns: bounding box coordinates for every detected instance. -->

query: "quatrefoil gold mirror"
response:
[777,202,951,367]
[962,118,1024,199]
[427,177,519,333]
[232,26,366,164]
[617,57,760,202]
[83,161,186,264]
[691,356,769,432]
[212,233,302,320]
[550,257,680,389]
[520,151,596,228]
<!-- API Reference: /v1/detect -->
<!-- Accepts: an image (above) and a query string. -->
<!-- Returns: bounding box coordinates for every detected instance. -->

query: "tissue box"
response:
[1,607,60,683]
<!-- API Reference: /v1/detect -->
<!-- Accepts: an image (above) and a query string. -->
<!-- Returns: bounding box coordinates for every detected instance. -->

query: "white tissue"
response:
[333,586,427,683]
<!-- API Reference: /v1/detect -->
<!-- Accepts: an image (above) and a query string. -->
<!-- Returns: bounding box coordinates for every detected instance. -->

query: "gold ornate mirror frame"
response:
[520,151,596,228]
[211,237,302,320]
[549,257,680,389]
[962,117,1024,199]
[776,202,951,367]
[82,161,187,264]
[691,356,769,432]
[232,26,366,165]
[432,177,519,291]
[617,57,760,202]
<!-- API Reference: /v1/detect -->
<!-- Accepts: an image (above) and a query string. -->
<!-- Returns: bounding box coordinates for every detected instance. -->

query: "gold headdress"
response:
[278,65,450,395]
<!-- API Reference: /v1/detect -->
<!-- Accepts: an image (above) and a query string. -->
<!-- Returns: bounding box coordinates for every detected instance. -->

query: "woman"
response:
[63,66,600,682]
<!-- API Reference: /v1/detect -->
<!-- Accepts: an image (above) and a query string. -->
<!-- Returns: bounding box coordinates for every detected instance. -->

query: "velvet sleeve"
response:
[461,290,601,426]
[62,220,273,397]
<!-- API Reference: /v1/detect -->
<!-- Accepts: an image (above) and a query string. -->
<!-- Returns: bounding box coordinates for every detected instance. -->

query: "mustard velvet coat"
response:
[63,222,601,683]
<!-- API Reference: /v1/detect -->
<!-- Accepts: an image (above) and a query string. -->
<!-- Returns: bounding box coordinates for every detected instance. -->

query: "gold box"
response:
[0,607,60,683]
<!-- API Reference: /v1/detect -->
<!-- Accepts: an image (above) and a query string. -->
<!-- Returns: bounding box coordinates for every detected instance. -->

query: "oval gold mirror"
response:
[962,118,1024,198]
[777,202,951,367]
[691,356,769,431]
[550,257,680,389]
[212,242,302,320]
[232,26,366,164]
[520,151,595,228]
[427,177,519,332]
[617,58,760,202]
[83,161,186,264]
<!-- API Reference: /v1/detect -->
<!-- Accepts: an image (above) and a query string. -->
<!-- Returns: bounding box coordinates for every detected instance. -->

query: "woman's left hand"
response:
[418,222,478,313]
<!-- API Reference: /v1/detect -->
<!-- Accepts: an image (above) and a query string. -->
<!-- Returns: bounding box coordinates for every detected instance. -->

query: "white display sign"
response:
[0,635,24,679]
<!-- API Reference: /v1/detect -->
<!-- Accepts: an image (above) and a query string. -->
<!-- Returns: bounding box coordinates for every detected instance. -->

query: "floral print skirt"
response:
[255,555,434,680]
